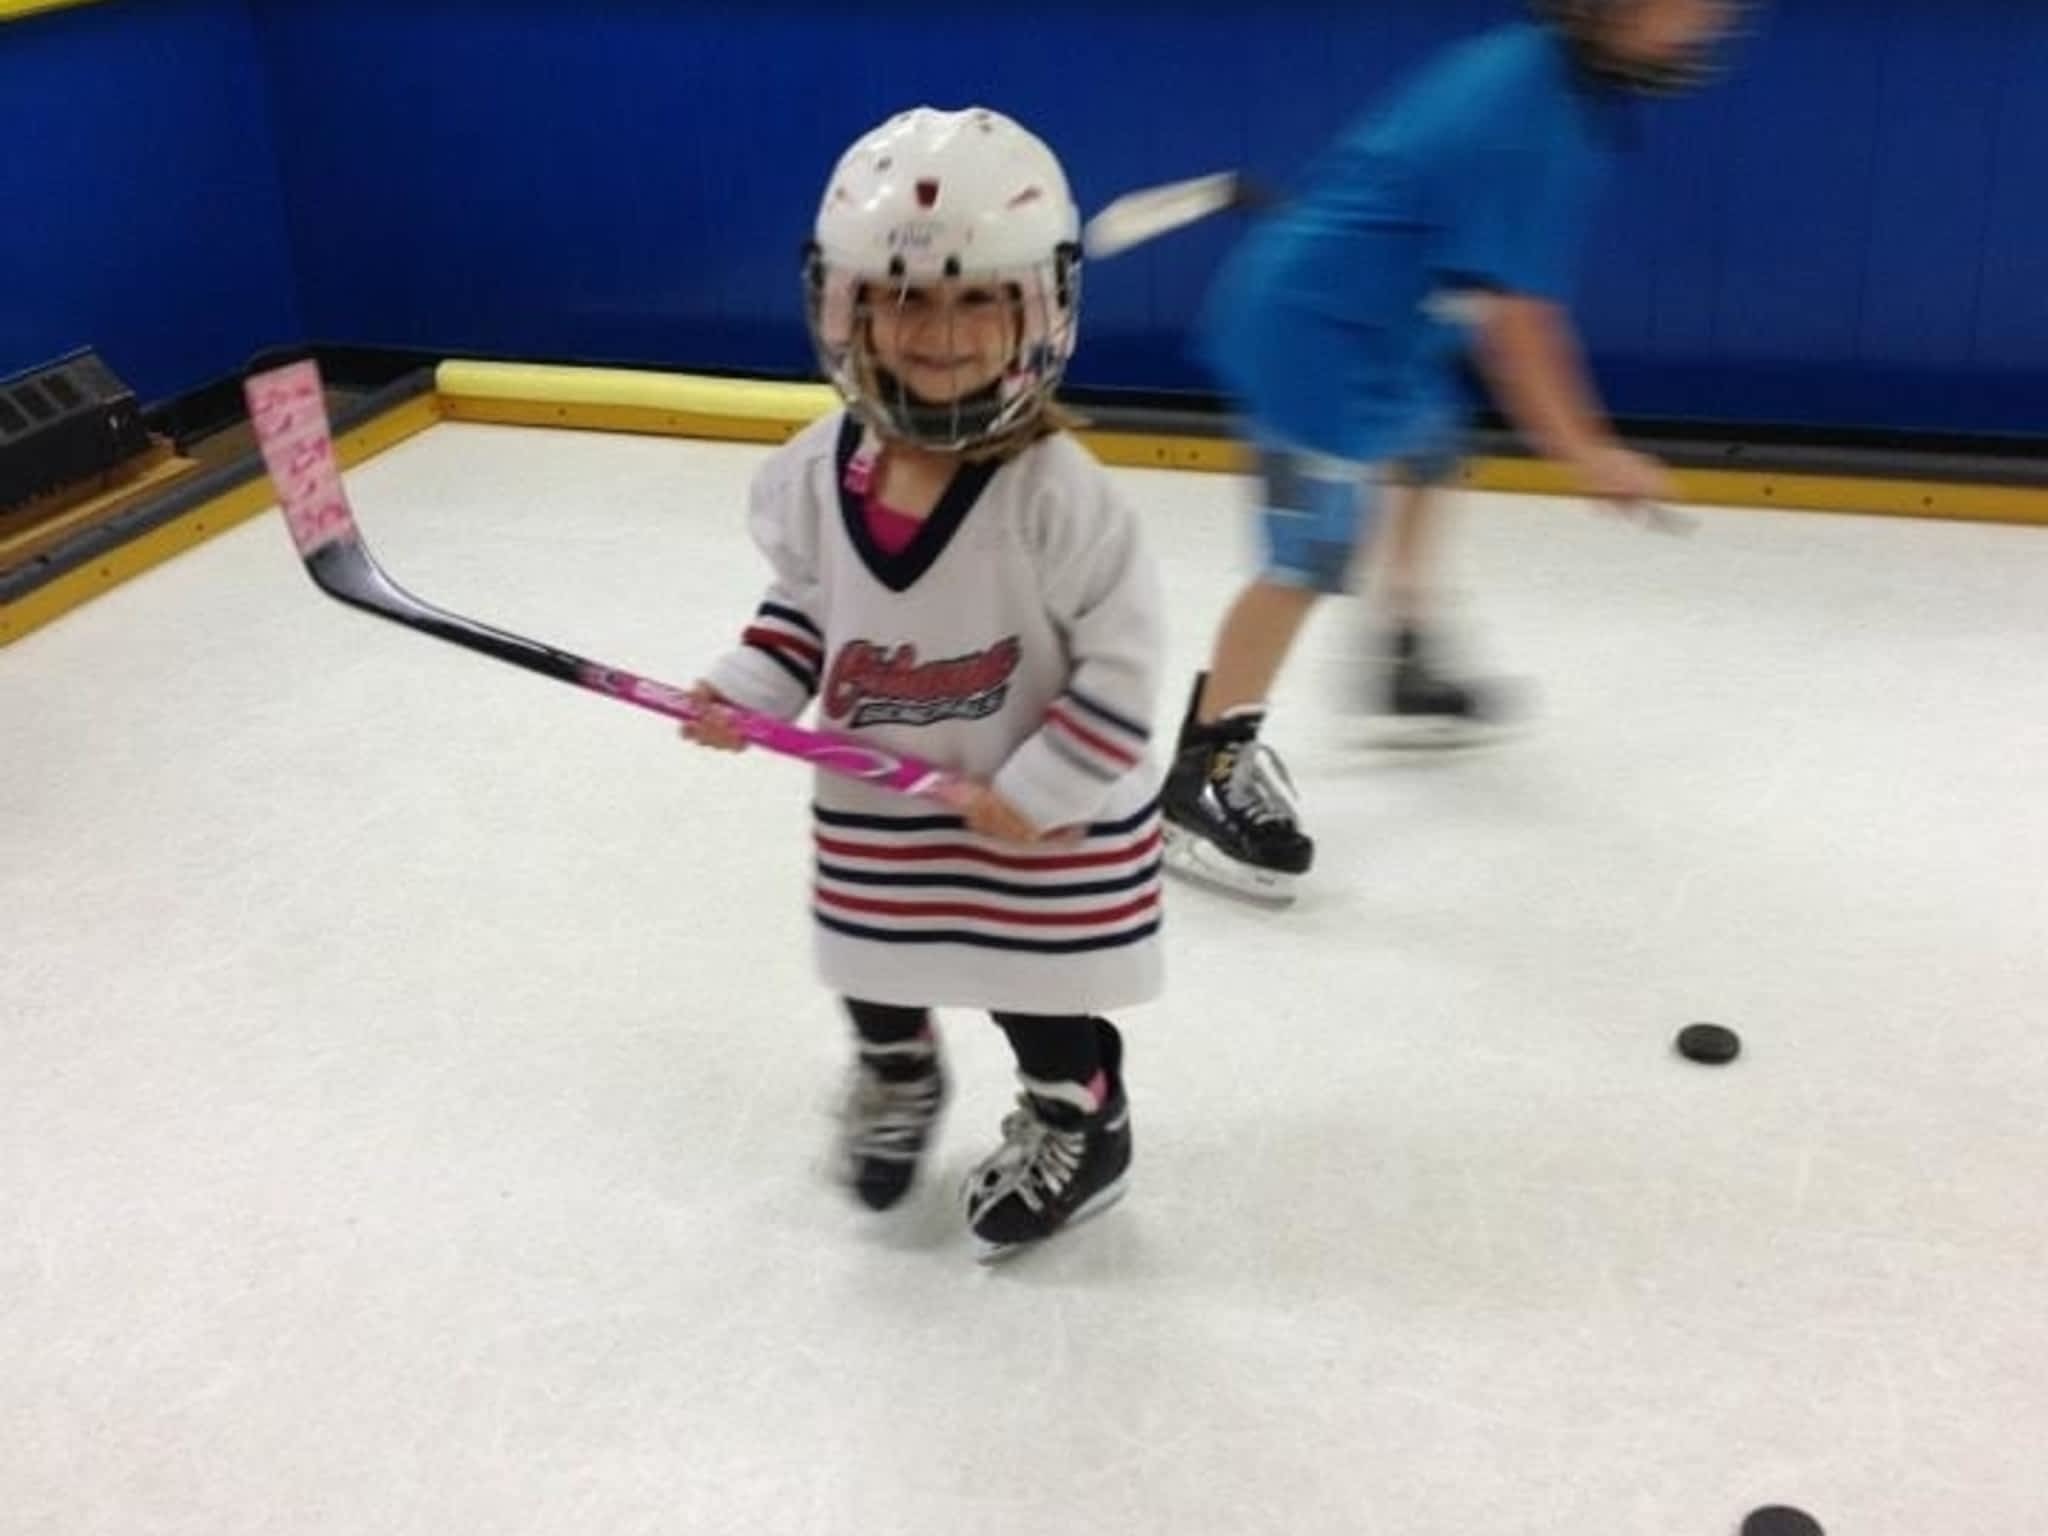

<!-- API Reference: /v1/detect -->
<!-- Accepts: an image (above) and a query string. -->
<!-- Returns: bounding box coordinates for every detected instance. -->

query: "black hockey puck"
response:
[1741,1507,1824,1536]
[1676,1022,1741,1064]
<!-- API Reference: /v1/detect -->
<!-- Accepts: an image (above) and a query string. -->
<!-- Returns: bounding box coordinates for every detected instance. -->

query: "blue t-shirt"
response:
[1200,23,1626,461]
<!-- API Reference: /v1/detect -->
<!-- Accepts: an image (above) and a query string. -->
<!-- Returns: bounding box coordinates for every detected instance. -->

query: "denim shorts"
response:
[1253,416,1465,593]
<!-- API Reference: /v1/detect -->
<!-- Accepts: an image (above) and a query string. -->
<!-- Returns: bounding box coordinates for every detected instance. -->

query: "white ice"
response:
[4,422,2046,1536]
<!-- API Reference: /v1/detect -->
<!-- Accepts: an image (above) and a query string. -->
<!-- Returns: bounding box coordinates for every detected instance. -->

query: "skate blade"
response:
[1354,713,1520,752]
[973,1174,1130,1265]
[1162,824,1299,906]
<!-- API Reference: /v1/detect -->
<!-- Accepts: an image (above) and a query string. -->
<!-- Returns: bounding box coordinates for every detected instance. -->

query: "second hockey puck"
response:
[1677,1023,1741,1064]
[1742,1507,1824,1536]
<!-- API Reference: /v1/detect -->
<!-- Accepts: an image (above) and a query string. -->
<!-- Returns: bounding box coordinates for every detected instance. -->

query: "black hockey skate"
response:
[1367,625,1522,748]
[1161,674,1314,905]
[963,1021,1132,1260]
[836,1037,947,1212]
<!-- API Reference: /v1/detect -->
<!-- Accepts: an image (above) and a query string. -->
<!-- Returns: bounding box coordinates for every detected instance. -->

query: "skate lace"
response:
[973,1100,1087,1214]
[1216,740,1302,828]
[845,1065,941,1157]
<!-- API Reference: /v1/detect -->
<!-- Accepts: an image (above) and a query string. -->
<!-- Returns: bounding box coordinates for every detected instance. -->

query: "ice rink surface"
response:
[6,422,2045,1534]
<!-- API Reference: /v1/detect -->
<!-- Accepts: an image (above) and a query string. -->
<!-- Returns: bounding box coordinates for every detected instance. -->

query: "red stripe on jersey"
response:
[742,626,823,666]
[1047,705,1139,767]
[815,884,1160,929]
[814,826,1162,873]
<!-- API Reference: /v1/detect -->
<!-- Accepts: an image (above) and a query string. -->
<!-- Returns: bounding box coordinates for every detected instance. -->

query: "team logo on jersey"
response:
[822,636,1021,729]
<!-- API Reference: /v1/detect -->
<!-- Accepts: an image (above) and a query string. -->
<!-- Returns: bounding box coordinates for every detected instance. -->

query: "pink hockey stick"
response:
[245,359,969,807]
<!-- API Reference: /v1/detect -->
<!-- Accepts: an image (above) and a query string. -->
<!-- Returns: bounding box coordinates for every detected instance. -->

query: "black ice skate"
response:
[1368,625,1522,748]
[1161,674,1314,905]
[963,1022,1132,1260]
[836,1038,947,1212]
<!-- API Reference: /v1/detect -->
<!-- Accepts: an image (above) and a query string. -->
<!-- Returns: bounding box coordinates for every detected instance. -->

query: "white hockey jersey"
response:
[705,412,1165,1014]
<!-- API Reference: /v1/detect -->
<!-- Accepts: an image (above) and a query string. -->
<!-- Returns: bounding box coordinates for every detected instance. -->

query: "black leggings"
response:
[843,999,1105,1086]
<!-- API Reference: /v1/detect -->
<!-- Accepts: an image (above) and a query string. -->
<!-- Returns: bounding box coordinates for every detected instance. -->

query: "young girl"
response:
[1164,0,1749,902]
[683,108,1164,1259]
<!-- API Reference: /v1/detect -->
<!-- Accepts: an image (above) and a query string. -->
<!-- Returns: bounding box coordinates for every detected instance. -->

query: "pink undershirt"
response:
[864,496,925,555]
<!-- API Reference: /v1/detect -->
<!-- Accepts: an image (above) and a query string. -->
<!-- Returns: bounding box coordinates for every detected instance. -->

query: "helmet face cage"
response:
[805,243,1081,453]
[1534,0,1758,95]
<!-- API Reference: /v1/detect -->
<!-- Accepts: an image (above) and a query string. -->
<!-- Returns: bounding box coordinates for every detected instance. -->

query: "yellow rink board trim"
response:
[436,361,2048,528]
[0,393,442,648]
[0,0,103,20]
[439,395,804,446]
[1458,459,2047,525]
[435,361,832,425]
[0,450,200,568]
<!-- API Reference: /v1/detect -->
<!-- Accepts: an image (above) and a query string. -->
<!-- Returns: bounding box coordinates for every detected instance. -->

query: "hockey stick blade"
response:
[1084,171,1244,259]
[243,359,968,805]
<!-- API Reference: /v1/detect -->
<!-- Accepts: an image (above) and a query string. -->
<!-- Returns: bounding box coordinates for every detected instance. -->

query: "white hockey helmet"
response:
[805,107,1083,451]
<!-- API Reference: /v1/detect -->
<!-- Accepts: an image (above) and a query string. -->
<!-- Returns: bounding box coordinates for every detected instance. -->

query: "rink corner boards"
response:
[432,361,2048,526]
[0,374,441,647]
[4,357,2043,649]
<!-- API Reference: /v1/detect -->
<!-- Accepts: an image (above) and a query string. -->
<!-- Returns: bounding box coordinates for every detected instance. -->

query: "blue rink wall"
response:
[0,0,300,404]
[6,0,2046,434]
